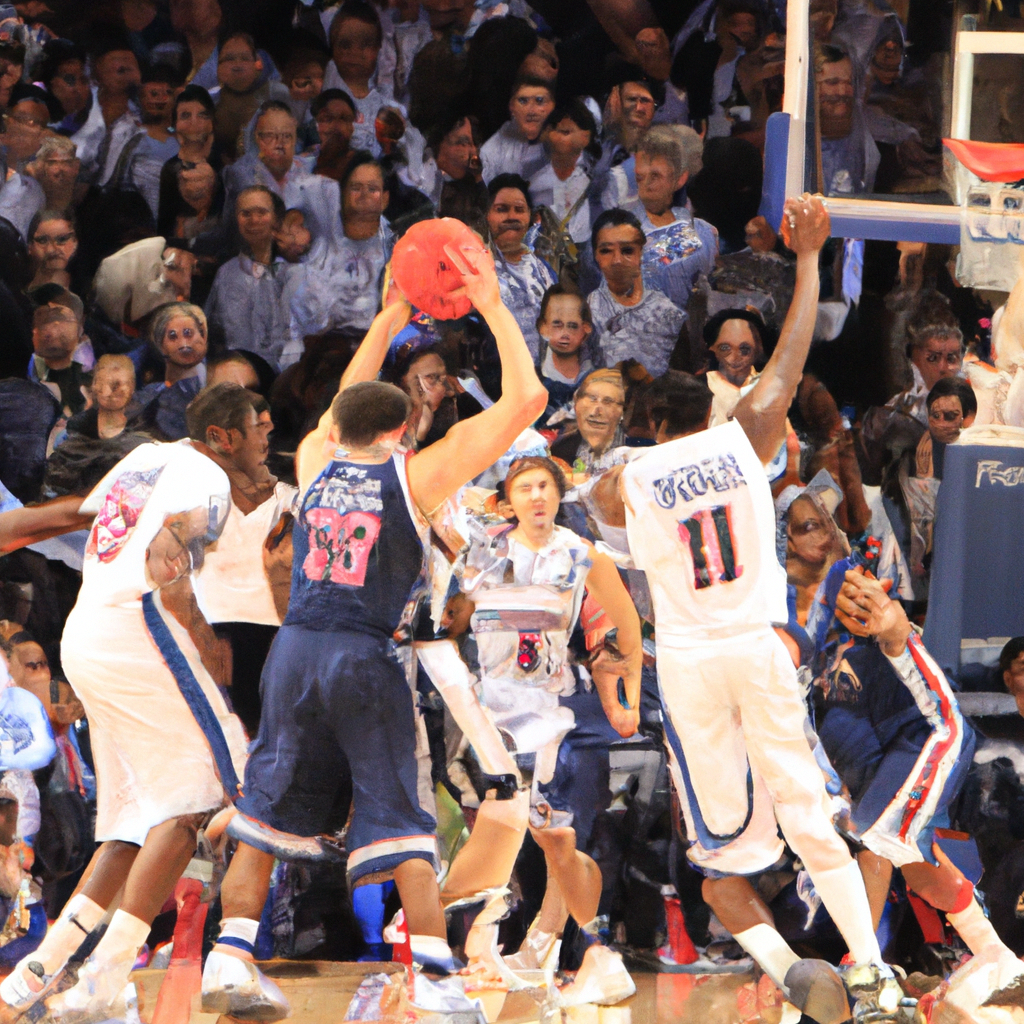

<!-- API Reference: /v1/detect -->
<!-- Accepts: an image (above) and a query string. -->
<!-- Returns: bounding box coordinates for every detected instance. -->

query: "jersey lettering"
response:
[680,504,742,589]
[653,453,746,509]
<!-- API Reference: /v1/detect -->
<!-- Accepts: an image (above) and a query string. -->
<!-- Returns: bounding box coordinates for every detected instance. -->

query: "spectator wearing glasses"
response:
[550,368,628,479]
[26,209,77,293]
[288,152,390,342]
[592,66,662,215]
[211,31,289,163]
[0,84,56,238]
[309,88,357,183]
[223,100,341,246]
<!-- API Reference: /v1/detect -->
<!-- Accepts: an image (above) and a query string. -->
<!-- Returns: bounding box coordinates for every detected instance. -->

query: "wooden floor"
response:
[130,960,760,1024]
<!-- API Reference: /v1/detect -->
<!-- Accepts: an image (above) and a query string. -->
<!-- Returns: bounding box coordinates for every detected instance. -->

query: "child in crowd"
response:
[213,31,289,162]
[324,1,405,156]
[480,75,555,183]
[66,354,136,440]
[280,47,327,154]
[529,100,599,249]
[536,284,594,429]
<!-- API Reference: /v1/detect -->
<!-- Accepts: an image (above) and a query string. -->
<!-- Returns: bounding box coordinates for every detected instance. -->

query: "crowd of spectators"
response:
[2,0,1024,996]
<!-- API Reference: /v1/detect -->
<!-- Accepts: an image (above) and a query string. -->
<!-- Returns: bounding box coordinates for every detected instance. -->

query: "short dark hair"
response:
[426,110,476,157]
[648,371,714,438]
[237,184,286,223]
[173,84,215,123]
[329,1,384,50]
[219,30,258,57]
[186,382,260,442]
[927,375,977,419]
[255,99,295,127]
[818,43,850,68]
[510,73,554,97]
[339,150,383,194]
[141,63,182,87]
[27,208,77,244]
[1000,637,1024,677]
[88,29,135,62]
[605,60,665,107]
[487,173,533,211]
[703,308,766,350]
[331,381,411,448]
[311,87,355,118]
[543,99,601,159]
[39,40,87,88]
[591,208,645,252]
[537,283,592,331]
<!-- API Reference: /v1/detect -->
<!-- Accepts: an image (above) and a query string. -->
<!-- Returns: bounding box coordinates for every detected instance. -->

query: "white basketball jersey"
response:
[622,421,787,639]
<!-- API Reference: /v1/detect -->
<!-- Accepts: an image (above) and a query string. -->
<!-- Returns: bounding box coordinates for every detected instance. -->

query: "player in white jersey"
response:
[592,196,901,1024]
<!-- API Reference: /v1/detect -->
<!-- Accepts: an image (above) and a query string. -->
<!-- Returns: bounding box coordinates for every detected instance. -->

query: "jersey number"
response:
[680,505,742,590]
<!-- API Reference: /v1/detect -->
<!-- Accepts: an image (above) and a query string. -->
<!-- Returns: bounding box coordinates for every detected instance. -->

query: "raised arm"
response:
[295,297,413,495]
[583,546,642,737]
[407,246,548,513]
[733,194,830,465]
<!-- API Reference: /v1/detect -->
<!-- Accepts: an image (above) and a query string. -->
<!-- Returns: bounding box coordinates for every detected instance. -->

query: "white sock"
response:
[215,917,260,956]
[0,895,107,1007]
[809,861,882,965]
[410,934,454,966]
[947,899,1006,956]
[38,895,105,963]
[733,923,800,991]
[87,909,152,970]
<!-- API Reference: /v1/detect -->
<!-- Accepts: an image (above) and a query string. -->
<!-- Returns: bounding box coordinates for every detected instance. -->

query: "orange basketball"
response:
[391,218,489,320]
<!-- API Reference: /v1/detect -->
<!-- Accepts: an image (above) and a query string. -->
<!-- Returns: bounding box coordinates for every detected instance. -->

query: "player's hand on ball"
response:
[445,241,500,313]
[834,567,911,656]
[780,193,830,256]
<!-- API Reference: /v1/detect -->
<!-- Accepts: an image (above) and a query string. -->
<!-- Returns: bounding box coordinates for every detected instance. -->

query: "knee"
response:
[530,825,577,863]
[903,862,968,913]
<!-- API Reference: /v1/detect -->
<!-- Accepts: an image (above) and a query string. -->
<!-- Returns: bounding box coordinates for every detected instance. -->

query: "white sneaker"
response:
[0,957,59,1012]
[45,953,136,1023]
[944,945,1024,1014]
[557,946,635,1008]
[505,915,560,975]
[201,949,290,1022]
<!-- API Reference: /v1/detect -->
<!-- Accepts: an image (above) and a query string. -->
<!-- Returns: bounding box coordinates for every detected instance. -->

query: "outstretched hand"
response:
[444,241,500,314]
[591,646,641,738]
[779,193,830,257]
[834,566,911,655]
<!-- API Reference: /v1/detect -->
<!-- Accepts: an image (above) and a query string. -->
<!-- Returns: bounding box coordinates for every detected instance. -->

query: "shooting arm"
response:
[295,299,413,494]
[0,497,94,555]
[734,195,829,465]
[408,263,547,513]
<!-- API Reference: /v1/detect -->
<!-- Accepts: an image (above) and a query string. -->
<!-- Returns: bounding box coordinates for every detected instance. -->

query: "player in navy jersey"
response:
[201,244,548,1020]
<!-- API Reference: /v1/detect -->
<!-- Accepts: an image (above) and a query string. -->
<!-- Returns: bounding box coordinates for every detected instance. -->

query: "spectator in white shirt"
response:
[529,99,599,248]
[479,74,554,183]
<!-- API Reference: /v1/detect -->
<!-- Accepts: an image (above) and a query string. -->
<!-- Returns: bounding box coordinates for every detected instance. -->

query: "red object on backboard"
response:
[944,139,1024,182]
[391,218,489,321]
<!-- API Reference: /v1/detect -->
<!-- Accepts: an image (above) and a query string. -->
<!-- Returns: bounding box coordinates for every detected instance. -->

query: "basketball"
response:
[390,217,490,320]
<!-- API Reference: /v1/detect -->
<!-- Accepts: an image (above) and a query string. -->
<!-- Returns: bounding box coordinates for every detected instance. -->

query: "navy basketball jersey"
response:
[285,451,425,635]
